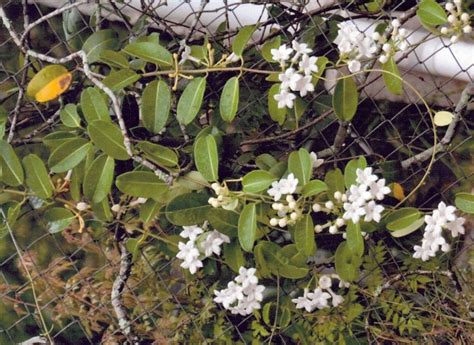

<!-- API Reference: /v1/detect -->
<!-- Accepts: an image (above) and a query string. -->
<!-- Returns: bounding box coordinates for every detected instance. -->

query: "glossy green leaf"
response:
[344,156,367,189]
[43,131,77,149]
[346,221,364,257]
[386,208,422,231]
[83,154,114,203]
[238,203,257,252]
[0,140,24,186]
[333,76,358,121]
[60,104,81,128]
[382,57,403,95]
[223,242,245,273]
[301,179,328,197]
[139,199,162,224]
[455,192,474,214]
[417,0,448,27]
[80,87,110,123]
[208,208,239,237]
[123,41,173,66]
[219,77,239,122]
[48,138,91,173]
[335,242,361,282]
[99,50,129,69]
[261,36,281,62]
[136,141,178,167]
[165,193,211,226]
[176,77,206,125]
[242,170,277,193]
[268,83,286,125]
[232,25,256,57]
[280,244,308,268]
[294,214,316,256]
[288,148,312,186]
[116,171,167,198]
[325,168,345,202]
[390,217,425,237]
[255,154,278,171]
[102,69,139,92]
[88,120,129,160]
[22,154,53,199]
[141,79,171,134]
[44,207,75,233]
[83,29,119,63]
[194,134,218,182]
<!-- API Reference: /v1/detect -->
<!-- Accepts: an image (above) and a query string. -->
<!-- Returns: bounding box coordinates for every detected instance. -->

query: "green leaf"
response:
[99,50,129,69]
[261,36,281,62]
[232,25,256,57]
[333,76,358,121]
[123,41,173,66]
[346,221,364,257]
[70,163,84,201]
[223,242,245,273]
[136,141,178,167]
[294,214,316,256]
[0,140,24,186]
[280,244,308,268]
[238,203,257,252]
[82,29,119,63]
[455,192,474,214]
[139,199,161,224]
[208,208,239,237]
[255,154,278,171]
[335,242,361,282]
[43,131,77,149]
[325,168,345,201]
[386,208,422,232]
[80,87,110,123]
[44,207,75,233]
[102,69,140,92]
[116,171,167,199]
[194,134,218,182]
[0,202,21,238]
[88,120,129,160]
[301,180,328,197]
[60,104,81,128]
[219,77,240,122]
[344,156,367,189]
[382,57,403,95]
[417,0,448,27]
[268,83,286,125]
[288,148,312,186]
[22,154,53,199]
[165,193,211,226]
[91,198,113,221]
[255,241,308,279]
[125,238,140,263]
[390,217,425,237]
[83,154,114,203]
[242,170,277,193]
[176,77,206,125]
[48,138,91,173]
[141,79,171,134]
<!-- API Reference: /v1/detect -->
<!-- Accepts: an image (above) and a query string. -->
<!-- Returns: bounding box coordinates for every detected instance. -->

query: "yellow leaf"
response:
[26,65,72,103]
[35,73,72,103]
[391,182,405,201]
[433,111,454,127]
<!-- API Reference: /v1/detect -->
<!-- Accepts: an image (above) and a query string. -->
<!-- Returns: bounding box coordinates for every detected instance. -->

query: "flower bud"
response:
[312,203,321,212]
[270,218,279,226]
[325,201,334,210]
[76,202,89,211]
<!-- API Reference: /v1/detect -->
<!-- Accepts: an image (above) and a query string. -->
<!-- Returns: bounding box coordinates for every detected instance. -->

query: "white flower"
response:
[179,255,203,274]
[267,173,299,201]
[364,200,384,222]
[343,201,366,224]
[292,40,311,61]
[369,179,391,200]
[348,184,372,203]
[291,75,314,97]
[235,267,258,288]
[292,288,316,312]
[318,275,332,289]
[179,225,204,241]
[271,44,293,64]
[308,287,331,309]
[274,89,296,109]
[413,243,434,261]
[446,217,465,238]
[309,152,324,169]
[299,54,319,75]
[278,68,296,89]
[436,202,456,223]
[200,230,230,257]
[176,240,199,261]
[424,212,444,232]
[356,168,378,185]
[179,44,200,65]
[288,72,304,92]
[347,59,361,73]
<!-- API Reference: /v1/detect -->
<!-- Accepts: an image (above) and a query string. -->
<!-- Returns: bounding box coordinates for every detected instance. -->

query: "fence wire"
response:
[0,1,472,344]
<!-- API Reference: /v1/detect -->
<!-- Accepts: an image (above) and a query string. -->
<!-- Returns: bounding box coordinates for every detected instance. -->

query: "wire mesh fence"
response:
[0,0,472,344]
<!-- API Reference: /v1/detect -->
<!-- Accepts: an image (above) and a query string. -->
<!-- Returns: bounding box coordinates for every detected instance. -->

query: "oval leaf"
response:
[455,192,474,214]
[60,104,82,128]
[99,50,129,69]
[22,154,53,199]
[232,25,256,57]
[335,242,361,282]
[136,141,178,167]
[116,171,167,199]
[194,134,218,182]
[141,79,171,134]
[123,42,173,66]
[176,77,206,125]
[88,120,129,160]
[80,87,111,123]
[288,148,312,186]
[301,179,328,197]
[219,77,239,122]
[0,140,24,186]
[44,207,75,233]
[261,36,281,62]
[294,214,316,256]
[83,29,119,63]
[333,76,358,121]
[242,170,277,193]
[48,138,91,173]
[238,203,257,252]
[417,0,448,27]
[382,57,403,95]
[26,65,72,103]
[386,208,422,231]
[83,154,115,203]
[102,69,139,92]
[346,221,364,257]
[344,156,367,189]
[165,193,211,226]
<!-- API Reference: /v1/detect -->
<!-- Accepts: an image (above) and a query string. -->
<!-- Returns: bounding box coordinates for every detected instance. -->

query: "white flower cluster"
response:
[291,275,346,312]
[271,40,319,109]
[441,0,472,43]
[213,267,265,315]
[176,224,230,274]
[267,173,299,202]
[413,202,465,261]
[208,182,238,210]
[342,168,390,224]
[372,19,409,64]
[335,21,377,73]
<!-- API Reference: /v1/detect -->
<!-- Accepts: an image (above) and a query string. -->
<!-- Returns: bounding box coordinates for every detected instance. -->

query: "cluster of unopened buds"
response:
[441,0,472,43]
[292,274,349,312]
[208,182,238,210]
[373,19,409,64]
[269,194,303,228]
[271,40,319,109]
[413,201,465,261]
[214,267,265,316]
[176,223,230,274]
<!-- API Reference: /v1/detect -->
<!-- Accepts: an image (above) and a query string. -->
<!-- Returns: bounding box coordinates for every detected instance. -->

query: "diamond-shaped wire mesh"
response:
[0,1,472,344]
